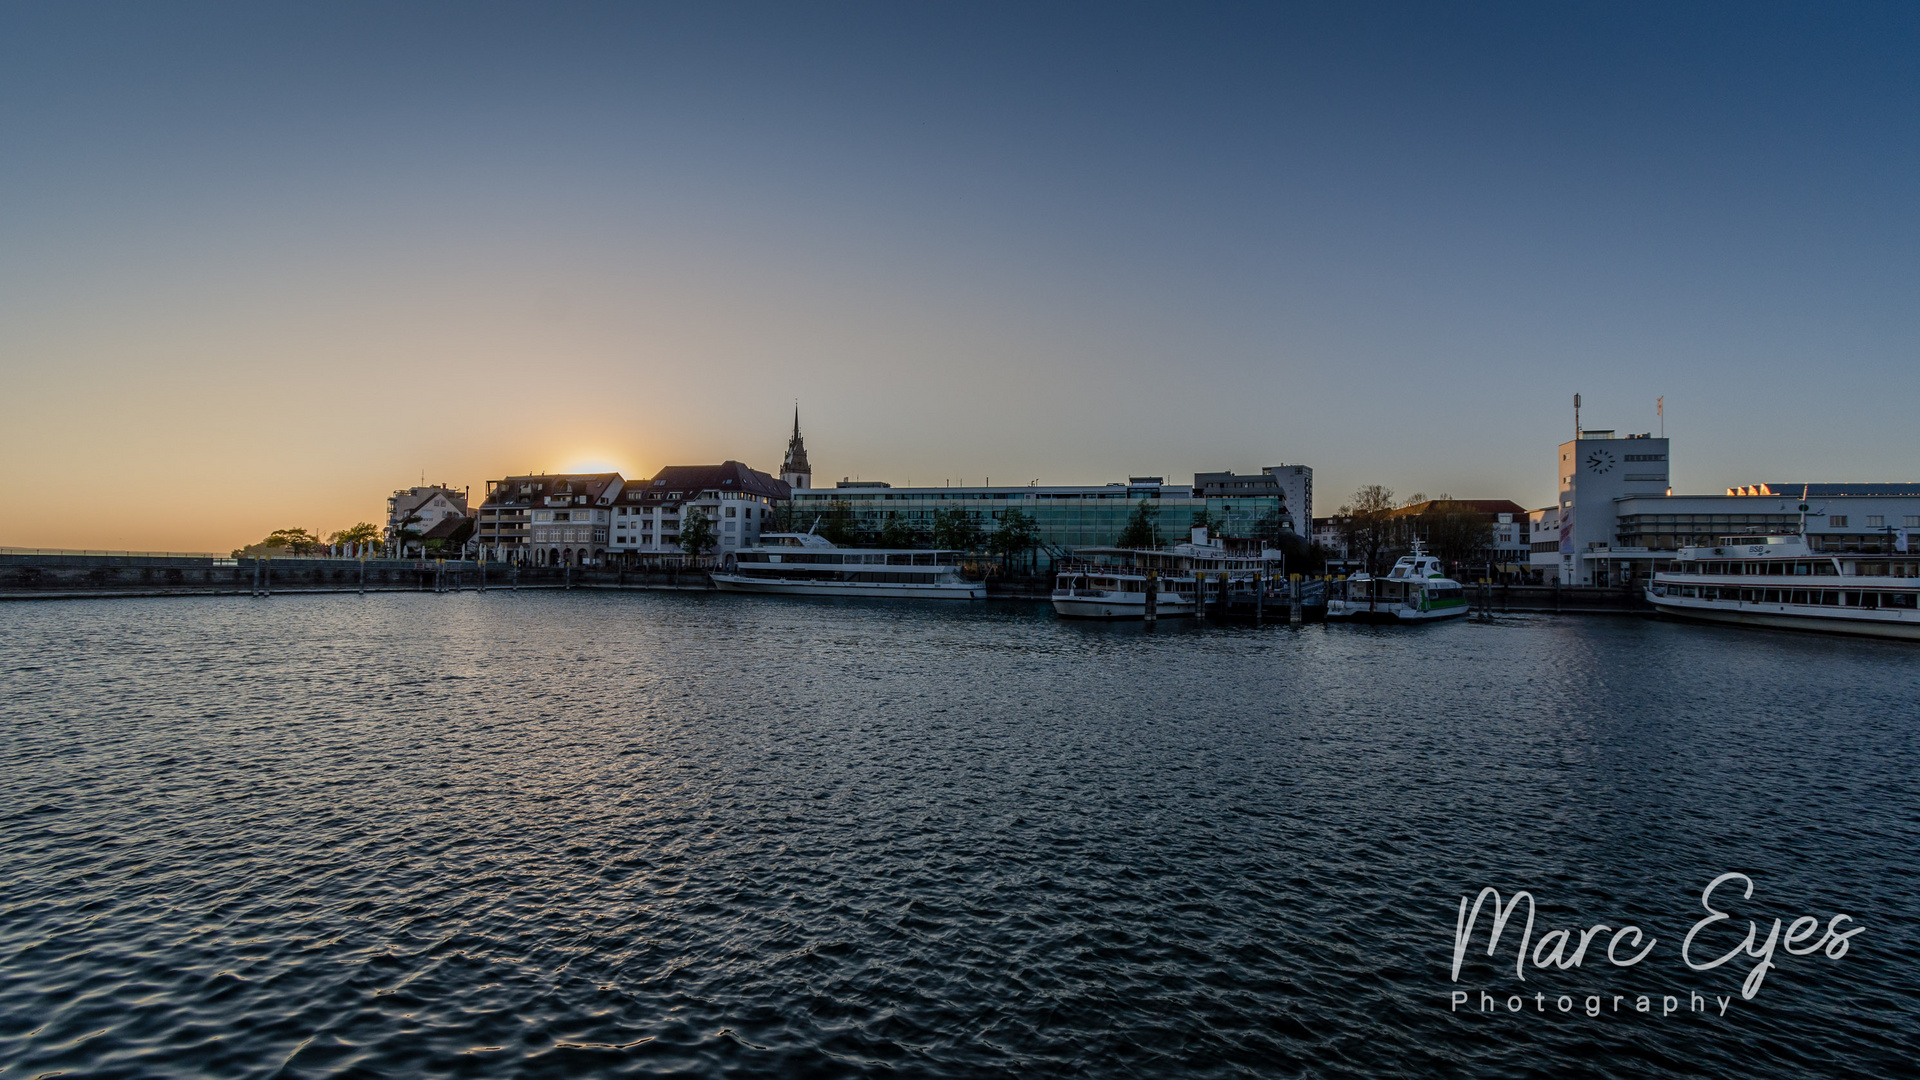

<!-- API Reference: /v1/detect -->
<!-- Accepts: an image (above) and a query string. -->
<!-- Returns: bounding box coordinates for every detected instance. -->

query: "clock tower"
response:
[1558,417,1670,586]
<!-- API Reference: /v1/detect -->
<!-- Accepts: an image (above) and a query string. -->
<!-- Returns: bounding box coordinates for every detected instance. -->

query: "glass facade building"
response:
[788,480,1284,555]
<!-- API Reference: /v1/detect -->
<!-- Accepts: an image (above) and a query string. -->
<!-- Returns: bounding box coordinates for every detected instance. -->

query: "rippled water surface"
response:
[2,593,1917,1078]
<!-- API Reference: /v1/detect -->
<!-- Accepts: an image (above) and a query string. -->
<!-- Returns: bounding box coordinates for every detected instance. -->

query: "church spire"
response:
[781,406,811,490]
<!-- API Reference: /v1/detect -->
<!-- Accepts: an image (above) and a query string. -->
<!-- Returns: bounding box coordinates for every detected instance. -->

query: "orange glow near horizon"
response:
[559,455,633,477]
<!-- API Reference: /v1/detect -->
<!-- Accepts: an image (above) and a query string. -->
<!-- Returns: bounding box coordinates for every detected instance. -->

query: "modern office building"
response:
[1193,465,1313,533]
[788,472,1298,557]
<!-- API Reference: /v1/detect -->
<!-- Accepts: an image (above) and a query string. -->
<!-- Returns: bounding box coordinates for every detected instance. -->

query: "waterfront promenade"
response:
[2,551,1652,612]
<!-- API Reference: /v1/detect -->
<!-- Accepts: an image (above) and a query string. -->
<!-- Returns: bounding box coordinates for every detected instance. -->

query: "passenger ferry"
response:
[1325,542,1468,624]
[713,533,985,599]
[1646,534,1919,640]
[1051,529,1283,619]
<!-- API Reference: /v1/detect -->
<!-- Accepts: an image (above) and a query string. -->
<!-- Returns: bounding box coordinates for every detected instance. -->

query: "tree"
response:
[815,500,862,546]
[1115,498,1161,549]
[989,508,1041,573]
[931,508,986,552]
[329,523,380,551]
[1412,502,1494,576]
[678,507,718,561]
[233,527,322,559]
[878,514,926,549]
[1189,507,1226,537]
[1337,484,1403,575]
[391,513,425,556]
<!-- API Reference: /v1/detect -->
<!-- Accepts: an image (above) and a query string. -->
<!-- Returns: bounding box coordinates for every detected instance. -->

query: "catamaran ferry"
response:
[1051,529,1284,619]
[1325,543,1468,624]
[1646,534,1919,640]
[711,532,985,599]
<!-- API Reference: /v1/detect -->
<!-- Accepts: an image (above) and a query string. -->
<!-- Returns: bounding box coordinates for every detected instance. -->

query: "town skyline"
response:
[4,5,1915,551]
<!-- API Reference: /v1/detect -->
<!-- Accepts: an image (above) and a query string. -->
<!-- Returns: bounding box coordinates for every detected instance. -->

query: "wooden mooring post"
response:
[1144,569,1158,624]
[1290,573,1303,624]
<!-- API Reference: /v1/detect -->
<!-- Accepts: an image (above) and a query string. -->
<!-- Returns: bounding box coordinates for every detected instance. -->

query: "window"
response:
[1906,516,1920,527]
[1829,516,1848,527]
[1866,516,1884,527]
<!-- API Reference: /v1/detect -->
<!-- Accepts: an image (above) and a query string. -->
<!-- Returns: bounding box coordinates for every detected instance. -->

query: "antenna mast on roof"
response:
[1573,394,1581,439]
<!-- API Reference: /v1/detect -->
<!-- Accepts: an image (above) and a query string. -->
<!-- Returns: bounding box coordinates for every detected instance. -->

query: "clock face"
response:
[1584,448,1616,475]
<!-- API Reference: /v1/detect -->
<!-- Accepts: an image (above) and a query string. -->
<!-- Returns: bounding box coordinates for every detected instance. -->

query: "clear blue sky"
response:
[2,2,1915,547]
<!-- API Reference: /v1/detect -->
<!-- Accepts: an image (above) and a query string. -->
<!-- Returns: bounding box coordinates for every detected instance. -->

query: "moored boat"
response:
[1646,533,1919,640]
[712,533,985,599]
[1051,529,1284,619]
[1325,542,1468,624]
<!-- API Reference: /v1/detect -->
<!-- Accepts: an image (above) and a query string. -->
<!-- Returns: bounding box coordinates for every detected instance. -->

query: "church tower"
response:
[780,406,812,490]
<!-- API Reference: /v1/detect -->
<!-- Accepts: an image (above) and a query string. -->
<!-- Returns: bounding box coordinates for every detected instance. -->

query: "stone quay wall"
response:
[0,554,576,599]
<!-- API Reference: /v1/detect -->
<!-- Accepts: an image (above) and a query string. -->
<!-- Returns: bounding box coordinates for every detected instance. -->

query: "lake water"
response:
[2,593,1916,1078]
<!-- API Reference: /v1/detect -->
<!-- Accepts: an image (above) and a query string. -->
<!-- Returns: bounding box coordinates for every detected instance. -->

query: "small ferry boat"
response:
[713,533,985,599]
[1646,534,1918,640]
[1325,542,1468,624]
[1051,529,1283,619]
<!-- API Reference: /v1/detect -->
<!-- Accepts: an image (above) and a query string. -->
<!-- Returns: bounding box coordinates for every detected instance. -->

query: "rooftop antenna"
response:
[1657,396,1664,438]
[1573,393,1581,439]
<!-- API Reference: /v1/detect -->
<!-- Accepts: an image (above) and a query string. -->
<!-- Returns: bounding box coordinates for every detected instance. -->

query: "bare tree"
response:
[1338,485,1403,575]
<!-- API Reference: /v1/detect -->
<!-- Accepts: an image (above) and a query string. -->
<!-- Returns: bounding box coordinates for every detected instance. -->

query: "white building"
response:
[1491,512,1528,573]
[1264,464,1313,533]
[608,462,789,565]
[525,474,624,565]
[1548,412,1917,584]
[1528,506,1560,583]
[1556,428,1672,585]
[386,484,470,557]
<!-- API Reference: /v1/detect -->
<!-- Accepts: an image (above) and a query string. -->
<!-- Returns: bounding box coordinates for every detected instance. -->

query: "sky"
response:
[2,2,1916,551]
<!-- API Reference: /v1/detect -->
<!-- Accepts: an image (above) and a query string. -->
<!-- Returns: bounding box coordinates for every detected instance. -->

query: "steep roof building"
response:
[607,461,790,565]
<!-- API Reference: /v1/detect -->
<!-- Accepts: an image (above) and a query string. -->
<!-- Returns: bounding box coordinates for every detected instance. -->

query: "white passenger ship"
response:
[1051,529,1283,619]
[1647,534,1919,640]
[1325,543,1468,624]
[712,533,985,599]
